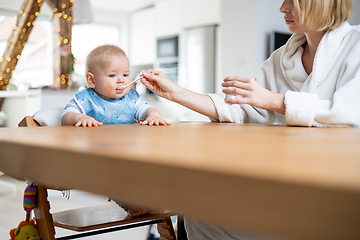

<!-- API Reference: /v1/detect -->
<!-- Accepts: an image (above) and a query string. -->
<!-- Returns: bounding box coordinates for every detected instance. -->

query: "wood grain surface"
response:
[1,123,360,240]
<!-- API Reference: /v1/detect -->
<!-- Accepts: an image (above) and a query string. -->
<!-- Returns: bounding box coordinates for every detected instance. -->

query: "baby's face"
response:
[92,55,131,100]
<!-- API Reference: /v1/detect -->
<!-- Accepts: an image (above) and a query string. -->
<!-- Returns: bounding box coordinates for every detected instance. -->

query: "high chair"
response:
[18,108,177,240]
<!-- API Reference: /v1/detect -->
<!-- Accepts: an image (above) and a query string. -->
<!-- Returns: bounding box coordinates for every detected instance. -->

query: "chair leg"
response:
[157,216,176,240]
[34,184,57,240]
[177,216,188,240]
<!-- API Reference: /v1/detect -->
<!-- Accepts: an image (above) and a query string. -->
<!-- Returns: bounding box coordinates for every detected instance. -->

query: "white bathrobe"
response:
[209,22,360,127]
[185,23,360,240]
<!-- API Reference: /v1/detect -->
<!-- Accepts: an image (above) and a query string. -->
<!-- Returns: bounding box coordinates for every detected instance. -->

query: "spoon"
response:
[117,76,144,90]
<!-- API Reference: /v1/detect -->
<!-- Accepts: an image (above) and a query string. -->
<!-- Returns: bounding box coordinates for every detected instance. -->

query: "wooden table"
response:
[0,123,360,240]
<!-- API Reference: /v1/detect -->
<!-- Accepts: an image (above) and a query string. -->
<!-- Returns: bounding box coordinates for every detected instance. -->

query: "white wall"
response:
[349,0,360,25]
[255,0,289,71]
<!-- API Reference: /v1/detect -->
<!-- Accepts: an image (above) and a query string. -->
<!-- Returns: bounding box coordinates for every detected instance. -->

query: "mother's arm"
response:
[141,70,219,120]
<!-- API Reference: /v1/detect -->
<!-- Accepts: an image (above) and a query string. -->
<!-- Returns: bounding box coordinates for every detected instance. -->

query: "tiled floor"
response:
[0,174,150,240]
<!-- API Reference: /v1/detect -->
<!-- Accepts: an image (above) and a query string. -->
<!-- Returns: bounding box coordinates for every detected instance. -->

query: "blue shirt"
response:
[61,88,153,124]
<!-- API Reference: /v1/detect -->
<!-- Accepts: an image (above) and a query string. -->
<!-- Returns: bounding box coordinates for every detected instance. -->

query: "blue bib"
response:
[74,88,139,124]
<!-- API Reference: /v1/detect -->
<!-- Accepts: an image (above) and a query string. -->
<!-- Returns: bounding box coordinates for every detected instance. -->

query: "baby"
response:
[61,44,170,127]
[61,44,170,217]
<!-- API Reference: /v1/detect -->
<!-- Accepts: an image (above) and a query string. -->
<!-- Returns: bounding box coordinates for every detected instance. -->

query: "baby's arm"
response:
[62,112,103,127]
[141,107,171,126]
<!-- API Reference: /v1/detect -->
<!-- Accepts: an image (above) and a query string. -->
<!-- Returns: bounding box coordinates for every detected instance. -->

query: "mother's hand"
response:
[222,76,285,114]
[141,69,219,119]
[140,69,179,101]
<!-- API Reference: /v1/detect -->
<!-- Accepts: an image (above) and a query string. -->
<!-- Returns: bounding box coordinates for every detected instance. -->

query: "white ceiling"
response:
[89,0,161,12]
[0,0,161,13]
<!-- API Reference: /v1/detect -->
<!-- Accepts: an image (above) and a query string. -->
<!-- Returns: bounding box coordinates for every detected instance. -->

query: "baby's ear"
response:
[86,72,96,88]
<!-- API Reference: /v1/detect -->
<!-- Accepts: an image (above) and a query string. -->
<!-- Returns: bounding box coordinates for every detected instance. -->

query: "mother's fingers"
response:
[222,87,247,97]
[223,76,251,82]
[149,69,160,76]
[224,76,241,81]
[143,69,159,75]
[222,81,251,90]
[142,69,163,78]
[142,71,163,82]
[225,97,249,105]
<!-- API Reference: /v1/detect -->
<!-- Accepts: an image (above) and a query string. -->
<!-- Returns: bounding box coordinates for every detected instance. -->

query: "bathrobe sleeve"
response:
[285,31,360,128]
[208,83,277,124]
[208,54,279,124]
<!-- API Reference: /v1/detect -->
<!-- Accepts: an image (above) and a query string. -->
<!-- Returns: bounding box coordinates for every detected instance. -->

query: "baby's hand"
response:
[75,115,103,127]
[141,115,171,126]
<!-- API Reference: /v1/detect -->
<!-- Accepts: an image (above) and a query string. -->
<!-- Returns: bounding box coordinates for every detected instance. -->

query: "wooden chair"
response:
[18,109,177,240]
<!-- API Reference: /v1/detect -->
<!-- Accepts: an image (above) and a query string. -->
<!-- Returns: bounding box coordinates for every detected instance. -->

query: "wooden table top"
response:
[1,123,360,239]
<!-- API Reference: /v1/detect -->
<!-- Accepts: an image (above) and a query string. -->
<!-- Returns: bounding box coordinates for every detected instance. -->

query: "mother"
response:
[142,0,360,128]
[142,0,359,239]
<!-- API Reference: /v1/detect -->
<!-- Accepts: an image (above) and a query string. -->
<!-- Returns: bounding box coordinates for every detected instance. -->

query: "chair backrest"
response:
[18,107,63,127]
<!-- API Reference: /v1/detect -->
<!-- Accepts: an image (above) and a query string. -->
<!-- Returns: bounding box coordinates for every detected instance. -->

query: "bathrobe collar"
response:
[280,22,352,93]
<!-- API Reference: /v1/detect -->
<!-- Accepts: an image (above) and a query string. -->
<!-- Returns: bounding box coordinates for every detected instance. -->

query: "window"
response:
[0,16,119,90]
[0,16,52,89]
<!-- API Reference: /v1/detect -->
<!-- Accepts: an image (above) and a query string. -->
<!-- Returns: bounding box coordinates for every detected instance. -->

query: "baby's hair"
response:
[86,44,127,73]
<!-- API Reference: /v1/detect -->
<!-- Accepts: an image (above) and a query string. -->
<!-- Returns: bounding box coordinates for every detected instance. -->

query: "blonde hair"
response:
[86,45,127,73]
[293,0,352,31]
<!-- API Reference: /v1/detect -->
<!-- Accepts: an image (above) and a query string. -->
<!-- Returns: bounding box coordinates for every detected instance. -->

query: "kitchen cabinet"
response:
[155,0,220,37]
[129,0,221,67]
[129,8,156,65]
[155,0,182,37]
[180,0,220,29]
[0,89,41,127]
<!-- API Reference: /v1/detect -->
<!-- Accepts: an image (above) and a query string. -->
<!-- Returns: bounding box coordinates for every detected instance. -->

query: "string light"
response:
[0,0,74,90]
[0,0,43,90]
[51,0,73,89]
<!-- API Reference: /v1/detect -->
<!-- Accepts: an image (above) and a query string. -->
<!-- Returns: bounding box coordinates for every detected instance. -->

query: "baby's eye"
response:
[123,74,129,78]
[109,74,116,78]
